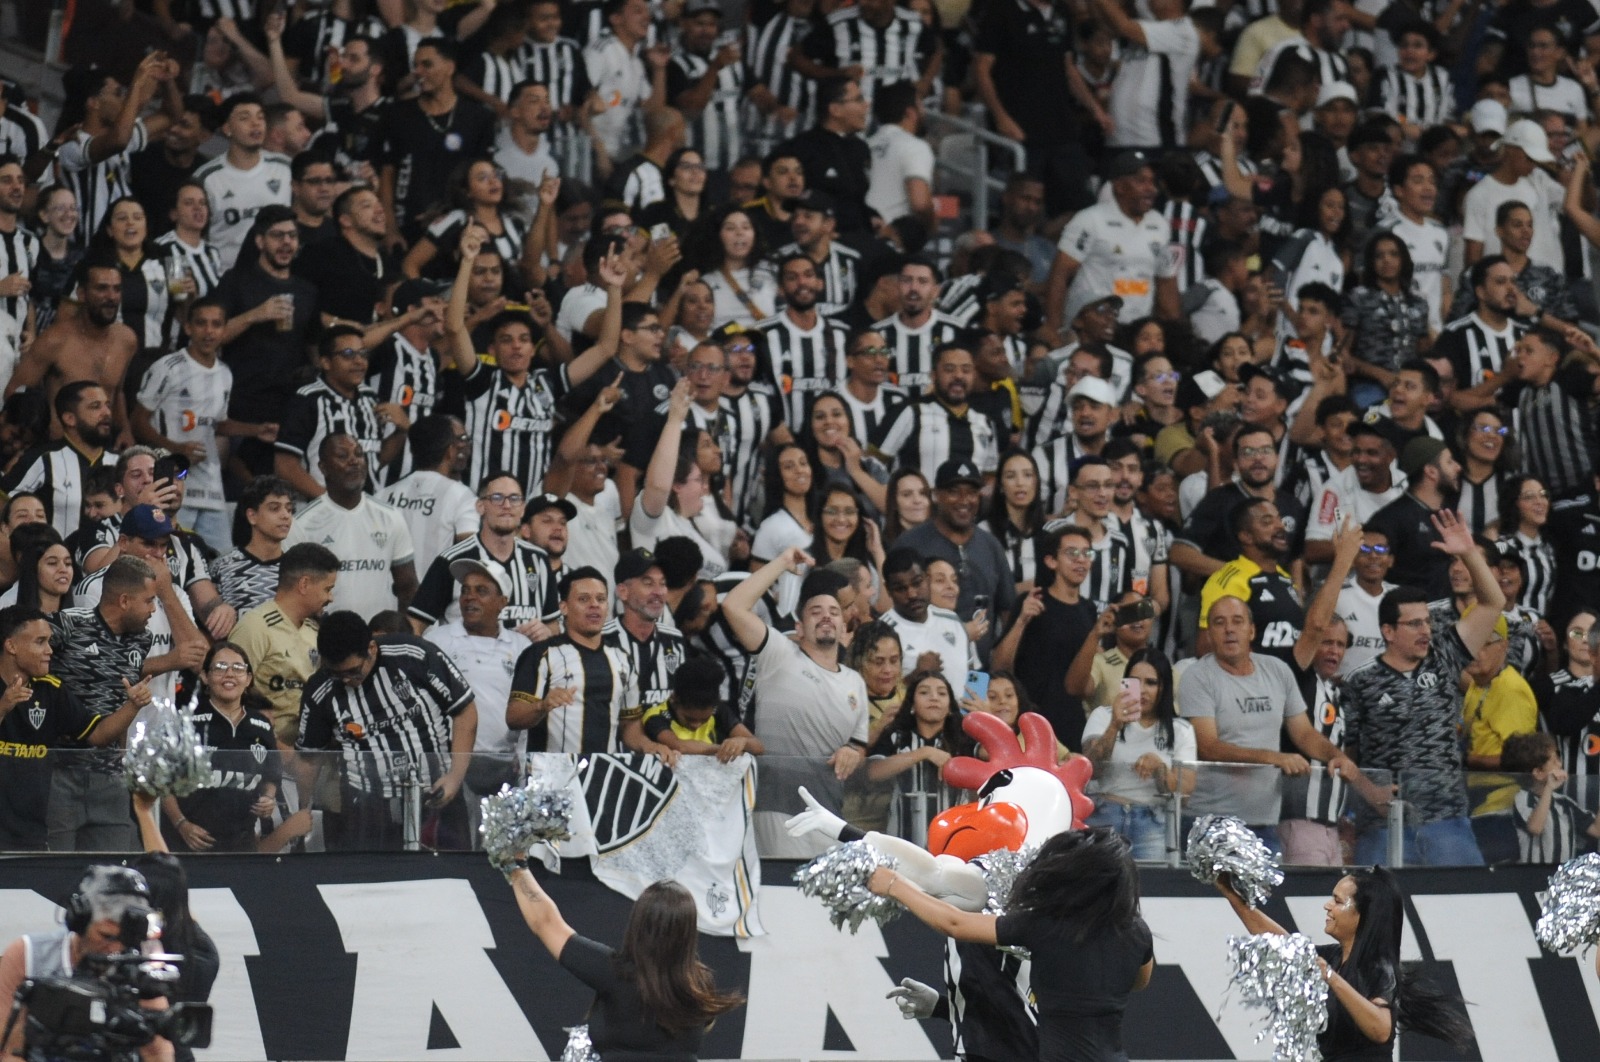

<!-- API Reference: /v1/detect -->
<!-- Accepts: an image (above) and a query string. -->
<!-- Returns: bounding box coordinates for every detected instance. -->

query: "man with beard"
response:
[1044,151,1179,343]
[875,256,963,391]
[603,548,686,709]
[1303,421,1405,565]
[718,328,780,528]
[1436,255,1527,411]
[1170,425,1309,586]
[7,258,138,440]
[1367,436,1462,600]
[878,342,1000,484]
[1034,375,1118,513]
[773,190,860,314]
[0,155,38,345]
[723,546,869,856]
[1030,295,1130,448]
[1107,438,1171,615]
[409,470,558,637]
[754,253,851,429]
[293,186,395,324]
[897,460,1016,659]
[879,547,970,694]
[0,382,117,538]
[267,18,389,184]
[193,94,293,270]
[1198,496,1305,664]
[232,542,340,746]
[521,492,575,583]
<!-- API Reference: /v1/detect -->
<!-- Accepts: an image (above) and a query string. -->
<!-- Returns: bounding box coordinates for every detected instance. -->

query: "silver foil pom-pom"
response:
[1187,814,1284,908]
[1227,932,1328,1062]
[1536,852,1600,954]
[123,700,212,798]
[560,1025,598,1062]
[793,840,900,934]
[480,779,574,871]
[972,845,1037,915]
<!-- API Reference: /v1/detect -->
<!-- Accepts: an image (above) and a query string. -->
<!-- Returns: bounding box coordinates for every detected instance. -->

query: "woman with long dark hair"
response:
[504,870,743,1059]
[695,205,777,328]
[91,195,169,359]
[867,828,1154,1061]
[127,850,220,1062]
[405,157,530,281]
[884,468,932,546]
[1493,474,1557,615]
[1218,866,1471,1059]
[1340,231,1429,408]
[808,484,884,603]
[639,148,709,242]
[984,450,1044,595]
[798,391,889,515]
[866,669,973,839]
[10,538,74,614]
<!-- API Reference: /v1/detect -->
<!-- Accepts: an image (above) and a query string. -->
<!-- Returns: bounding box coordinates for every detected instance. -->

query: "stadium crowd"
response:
[2,0,1600,869]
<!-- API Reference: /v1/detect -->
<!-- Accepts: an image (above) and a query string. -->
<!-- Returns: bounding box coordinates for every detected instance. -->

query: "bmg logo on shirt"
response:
[1238,696,1274,714]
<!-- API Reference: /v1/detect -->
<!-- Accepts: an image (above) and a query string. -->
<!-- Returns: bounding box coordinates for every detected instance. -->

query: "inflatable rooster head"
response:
[927,711,1094,861]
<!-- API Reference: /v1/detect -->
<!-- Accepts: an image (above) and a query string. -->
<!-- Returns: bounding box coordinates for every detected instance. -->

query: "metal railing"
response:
[921,110,1028,234]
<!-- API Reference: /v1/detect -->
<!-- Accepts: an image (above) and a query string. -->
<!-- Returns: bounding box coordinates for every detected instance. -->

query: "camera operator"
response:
[0,865,178,1062]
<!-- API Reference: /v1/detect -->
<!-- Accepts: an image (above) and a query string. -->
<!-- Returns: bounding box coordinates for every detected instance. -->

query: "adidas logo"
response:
[1258,589,1274,602]
[322,535,335,544]
[83,644,98,656]
[1378,693,1395,707]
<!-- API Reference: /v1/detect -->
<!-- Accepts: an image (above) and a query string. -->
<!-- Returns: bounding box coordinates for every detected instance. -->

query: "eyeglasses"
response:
[675,161,707,173]
[1358,543,1391,555]
[1059,547,1094,559]
[330,347,367,360]
[1238,445,1276,459]
[481,492,525,507]
[687,363,726,375]
[851,346,891,358]
[823,506,858,518]
[1146,371,1181,384]
[1570,628,1593,639]
[1521,489,1549,500]
[209,661,250,673]
[631,323,664,333]
[1473,424,1510,437]
[727,341,756,353]
[1392,618,1431,629]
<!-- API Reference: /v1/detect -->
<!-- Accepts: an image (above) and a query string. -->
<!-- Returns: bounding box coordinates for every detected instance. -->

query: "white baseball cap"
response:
[1067,376,1119,407]
[1495,118,1555,164]
[1469,98,1508,136]
[1315,81,1359,109]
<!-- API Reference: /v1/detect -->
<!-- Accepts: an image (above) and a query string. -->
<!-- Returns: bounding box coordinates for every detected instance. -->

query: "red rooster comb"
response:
[945,711,1093,808]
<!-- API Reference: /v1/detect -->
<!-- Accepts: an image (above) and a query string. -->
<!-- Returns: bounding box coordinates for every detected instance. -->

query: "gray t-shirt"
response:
[1180,653,1307,824]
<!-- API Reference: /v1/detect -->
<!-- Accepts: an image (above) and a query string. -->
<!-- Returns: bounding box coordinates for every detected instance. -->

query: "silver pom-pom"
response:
[972,845,1037,915]
[793,840,900,934]
[1227,932,1328,1062]
[560,1025,598,1062]
[480,778,574,871]
[1187,814,1283,908]
[123,700,212,798]
[1536,852,1600,954]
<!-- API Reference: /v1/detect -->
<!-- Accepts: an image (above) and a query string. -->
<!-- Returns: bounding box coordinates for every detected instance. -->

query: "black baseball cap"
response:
[787,189,836,217]
[934,459,983,490]
[1239,362,1294,401]
[615,547,663,585]
[523,492,578,522]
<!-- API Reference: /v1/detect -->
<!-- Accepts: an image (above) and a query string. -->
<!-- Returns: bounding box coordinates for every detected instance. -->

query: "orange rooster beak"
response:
[928,801,1029,860]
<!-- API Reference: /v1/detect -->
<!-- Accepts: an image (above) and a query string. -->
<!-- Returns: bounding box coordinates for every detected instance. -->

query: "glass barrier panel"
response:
[1463,768,1585,867]
[1386,766,1492,868]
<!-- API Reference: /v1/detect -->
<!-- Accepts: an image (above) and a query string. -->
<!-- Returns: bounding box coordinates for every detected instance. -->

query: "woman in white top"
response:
[750,443,816,615]
[697,206,777,329]
[628,379,730,577]
[1081,648,1196,861]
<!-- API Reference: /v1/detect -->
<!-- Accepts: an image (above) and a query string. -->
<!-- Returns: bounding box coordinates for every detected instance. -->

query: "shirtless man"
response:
[6,257,139,443]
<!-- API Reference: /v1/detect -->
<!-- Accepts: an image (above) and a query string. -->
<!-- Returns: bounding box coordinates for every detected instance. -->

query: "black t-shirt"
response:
[973,0,1078,143]
[1547,495,1600,628]
[1490,0,1600,77]
[214,260,322,418]
[311,96,392,167]
[564,358,678,471]
[378,97,497,237]
[1176,482,1308,574]
[1365,492,1451,600]
[1008,590,1097,749]
[173,700,283,849]
[993,910,1153,1062]
[0,676,103,849]
[776,127,874,235]
[129,145,203,237]
[293,235,396,325]
[1316,942,1396,1061]
[559,934,703,1061]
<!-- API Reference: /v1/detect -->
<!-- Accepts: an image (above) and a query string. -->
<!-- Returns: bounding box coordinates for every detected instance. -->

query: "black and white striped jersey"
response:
[1514,531,1558,615]
[0,440,115,539]
[1253,39,1349,97]
[520,36,592,110]
[0,102,46,160]
[117,256,170,354]
[298,636,475,797]
[152,232,225,299]
[1164,199,1207,293]
[462,47,529,105]
[0,223,39,326]
[744,12,815,147]
[1512,784,1587,863]
[721,385,779,529]
[1508,364,1597,501]
[874,310,963,391]
[210,547,281,615]
[409,534,560,630]
[668,48,744,173]
[282,9,387,91]
[55,121,147,241]
[992,519,1039,590]
[1455,471,1501,536]
[1114,507,1170,600]
[1282,668,1347,826]
[195,0,256,19]
[1031,433,1097,515]
[276,378,389,492]
[805,6,934,103]
[937,273,983,326]
[1193,149,1256,195]
[1433,311,1524,388]
[425,209,527,270]
[1374,65,1455,129]
[611,156,666,212]
[840,384,909,447]
[1549,668,1600,781]
[562,0,609,48]
[1042,516,1132,610]
[365,335,441,485]
[752,311,851,428]
[774,240,861,314]
[878,397,1001,479]
[510,634,640,754]
[602,615,686,707]
[458,361,571,493]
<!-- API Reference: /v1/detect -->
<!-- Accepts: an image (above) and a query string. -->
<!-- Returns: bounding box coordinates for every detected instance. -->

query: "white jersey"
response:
[583,34,651,156]
[866,123,935,225]
[75,567,197,706]
[424,619,532,759]
[1107,18,1201,148]
[284,494,415,620]
[1509,75,1589,123]
[1335,579,1397,677]
[134,350,233,511]
[879,606,974,697]
[565,482,624,591]
[1462,170,1564,269]
[1383,214,1449,330]
[1056,202,1177,322]
[1305,465,1406,544]
[193,151,294,269]
[379,469,479,577]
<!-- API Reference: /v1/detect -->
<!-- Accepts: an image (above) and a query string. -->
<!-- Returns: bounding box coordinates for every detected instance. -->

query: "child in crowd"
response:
[867,669,973,837]
[1503,731,1600,864]
[1373,24,1455,142]
[637,656,764,761]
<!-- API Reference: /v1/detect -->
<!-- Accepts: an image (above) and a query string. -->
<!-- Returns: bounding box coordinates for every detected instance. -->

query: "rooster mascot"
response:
[785,710,1095,1062]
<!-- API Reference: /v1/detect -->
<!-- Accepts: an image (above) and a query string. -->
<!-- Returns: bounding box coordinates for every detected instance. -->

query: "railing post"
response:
[402,761,422,852]
[974,141,989,230]
[1386,787,1405,868]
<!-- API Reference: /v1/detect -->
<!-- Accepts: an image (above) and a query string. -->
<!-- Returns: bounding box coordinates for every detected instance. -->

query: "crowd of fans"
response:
[2,0,1600,869]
